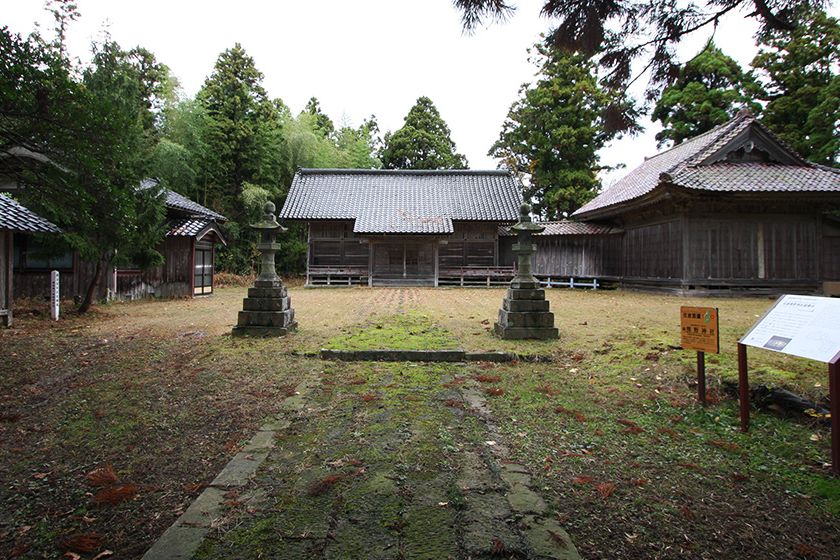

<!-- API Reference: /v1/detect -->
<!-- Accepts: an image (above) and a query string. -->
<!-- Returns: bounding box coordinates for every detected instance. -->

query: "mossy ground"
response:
[194,361,492,559]
[2,287,838,559]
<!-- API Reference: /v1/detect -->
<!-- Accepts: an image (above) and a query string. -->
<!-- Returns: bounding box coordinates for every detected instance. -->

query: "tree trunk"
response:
[78,255,104,314]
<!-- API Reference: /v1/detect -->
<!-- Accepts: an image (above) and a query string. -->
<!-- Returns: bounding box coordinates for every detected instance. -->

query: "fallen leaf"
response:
[86,465,118,487]
[596,482,616,498]
[92,551,114,560]
[92,484,138,505]
[307,474,345,496]
[491,537,506,555]
[573,476,595,485]
[61,533,102,553]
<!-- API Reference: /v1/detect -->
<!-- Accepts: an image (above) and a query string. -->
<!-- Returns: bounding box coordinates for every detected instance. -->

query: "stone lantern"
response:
[232,202,297,336]
[494,203,558,339]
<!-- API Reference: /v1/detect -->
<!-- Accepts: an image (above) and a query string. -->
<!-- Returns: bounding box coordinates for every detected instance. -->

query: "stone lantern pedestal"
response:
[494,204,558,340]
[232,202,297,337]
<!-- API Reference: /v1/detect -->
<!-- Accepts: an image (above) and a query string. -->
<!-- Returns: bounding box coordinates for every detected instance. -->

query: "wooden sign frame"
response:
[737,295,840,477]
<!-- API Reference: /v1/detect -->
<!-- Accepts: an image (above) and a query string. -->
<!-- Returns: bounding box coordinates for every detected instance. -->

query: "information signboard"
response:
[680,306,719,353]
[740,295,840,363]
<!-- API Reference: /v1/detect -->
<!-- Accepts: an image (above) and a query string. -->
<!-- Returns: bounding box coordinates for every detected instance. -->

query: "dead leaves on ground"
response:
[475,374,502,383]
[596,482,616,499]
[307,467,366,496]
[60,533,102,553]
[536,384,562,396]
[84,465,138,506]
[617,418,644,434]
[554,406,586,422]
[484,387,505,397]
[85,465,117,487]
[91,484,139,506]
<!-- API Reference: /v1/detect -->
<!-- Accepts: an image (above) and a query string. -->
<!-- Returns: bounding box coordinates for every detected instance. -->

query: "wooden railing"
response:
[307,265,369,286]
[438,266,515,287]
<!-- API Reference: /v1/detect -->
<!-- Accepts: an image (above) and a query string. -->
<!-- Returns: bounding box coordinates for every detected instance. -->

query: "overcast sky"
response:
[4,1,834,185]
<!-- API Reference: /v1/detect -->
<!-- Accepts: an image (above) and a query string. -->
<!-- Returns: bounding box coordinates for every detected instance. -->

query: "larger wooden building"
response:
[279,169,522,286]
[536,111,840,294]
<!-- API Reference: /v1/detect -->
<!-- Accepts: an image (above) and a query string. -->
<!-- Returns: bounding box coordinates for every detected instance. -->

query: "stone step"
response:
[507,288,545,301]
[248,286,288,299]
[503,298,550,313]
[494,324,559,340]
[232,324,296,337]
[237,309,295,328]
[242,297,291,312]
[497,309,555,328]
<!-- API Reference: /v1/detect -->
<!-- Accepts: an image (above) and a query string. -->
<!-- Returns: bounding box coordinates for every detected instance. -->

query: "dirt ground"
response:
[1,286,838,559]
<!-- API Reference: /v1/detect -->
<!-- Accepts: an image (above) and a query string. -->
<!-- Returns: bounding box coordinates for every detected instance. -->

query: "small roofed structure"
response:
[280,169,522,286]
[533,110,839,294]
[0,193,60,326]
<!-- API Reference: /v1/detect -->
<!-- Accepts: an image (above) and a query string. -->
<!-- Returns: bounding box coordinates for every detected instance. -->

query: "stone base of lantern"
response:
[232,279,297,337]
[494,279,558,340]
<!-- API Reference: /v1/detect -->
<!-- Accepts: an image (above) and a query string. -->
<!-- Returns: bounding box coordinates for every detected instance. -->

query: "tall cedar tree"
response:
[380,97,468,169]
[489,44,636,218]
[197,44,288,273]
[652,42,759,147]
[455,0,825,127]
[0,10,167,313]
[752,10,839,166]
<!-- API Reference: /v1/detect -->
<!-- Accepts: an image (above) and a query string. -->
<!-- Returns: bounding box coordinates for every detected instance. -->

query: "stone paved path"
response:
[143,359,582,560]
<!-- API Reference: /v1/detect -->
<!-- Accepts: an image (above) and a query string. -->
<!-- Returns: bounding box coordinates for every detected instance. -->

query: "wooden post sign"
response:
[737,294,840,476]
[680,306,719,404]
[50,270,59,321]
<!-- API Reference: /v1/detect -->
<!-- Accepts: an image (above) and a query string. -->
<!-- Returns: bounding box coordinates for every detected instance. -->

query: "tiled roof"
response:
[0,193,61,233]
[573,112,840,218]
[167,218,212,237]
[280,169,522,233]
[677,163,839,192]
[166,218,227,244]
[499,220,617,237]
[140,179,227,222]
[538,221,619,236]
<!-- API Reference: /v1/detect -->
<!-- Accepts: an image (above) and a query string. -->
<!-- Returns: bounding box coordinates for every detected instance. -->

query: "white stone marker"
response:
[50,270,59,321]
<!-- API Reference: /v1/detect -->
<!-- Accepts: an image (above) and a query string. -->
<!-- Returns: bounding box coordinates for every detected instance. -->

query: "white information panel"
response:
[741,294,840,363]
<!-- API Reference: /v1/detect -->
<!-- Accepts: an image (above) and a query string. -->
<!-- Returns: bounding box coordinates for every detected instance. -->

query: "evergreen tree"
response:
[456,0,825,116]
[752,10,839,166]
[380,97,467,169]
[196,44,289,273]
[652,42,759,147]
[0,14,167,312]
[303,97,336,139]
[489,43,636,218]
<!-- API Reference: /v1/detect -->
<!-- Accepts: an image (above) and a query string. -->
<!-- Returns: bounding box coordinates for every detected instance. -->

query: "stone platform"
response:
[494,281,558,340]
[232,280,297,337]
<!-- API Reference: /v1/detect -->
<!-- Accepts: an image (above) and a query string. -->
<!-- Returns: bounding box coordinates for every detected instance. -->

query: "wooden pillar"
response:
[738,343,749,432]
[830,354,840,477]
[434,242,439,287]
[189,238,196,297]
[305,223,312,287]
[2,231,12,327]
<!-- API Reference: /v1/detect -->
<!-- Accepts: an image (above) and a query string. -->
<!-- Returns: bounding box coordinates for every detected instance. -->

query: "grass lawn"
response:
[0,286,837,559]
